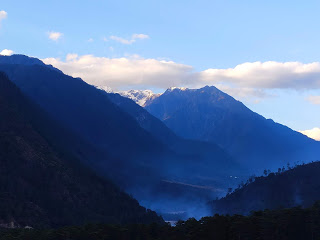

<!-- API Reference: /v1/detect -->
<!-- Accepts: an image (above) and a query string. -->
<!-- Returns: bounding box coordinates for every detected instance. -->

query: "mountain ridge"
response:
[0,72,163,227]
[144,85,320,171]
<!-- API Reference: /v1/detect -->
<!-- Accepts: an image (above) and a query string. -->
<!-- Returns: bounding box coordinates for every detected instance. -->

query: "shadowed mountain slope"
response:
[107,92,242,176]
[145,86,320,171]
[0,59,168,188]
[0,72,162,228]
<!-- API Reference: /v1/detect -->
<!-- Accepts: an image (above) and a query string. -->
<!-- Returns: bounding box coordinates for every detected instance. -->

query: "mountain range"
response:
[0,55,243,219]
[0,54,319,225]
[0,72,162,228]
[144,86,320,171]
[114,87,320,172]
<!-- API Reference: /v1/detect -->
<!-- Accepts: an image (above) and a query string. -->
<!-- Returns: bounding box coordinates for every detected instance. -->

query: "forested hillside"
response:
[0,72,162,228]
[212,161,320,215]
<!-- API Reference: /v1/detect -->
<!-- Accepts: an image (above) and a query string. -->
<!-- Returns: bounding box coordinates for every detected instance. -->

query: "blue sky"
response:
[2,0,320,68]
[1,0,320,137]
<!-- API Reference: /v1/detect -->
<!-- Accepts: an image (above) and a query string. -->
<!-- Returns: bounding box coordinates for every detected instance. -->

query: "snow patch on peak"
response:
[167,87,188,91]
[96,85,114,93]
[94,86,160,106]
[119,90,161,106]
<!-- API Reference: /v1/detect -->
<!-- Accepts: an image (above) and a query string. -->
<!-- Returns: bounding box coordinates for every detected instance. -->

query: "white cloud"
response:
[200,61,320,90]
[110,36,133,45]
[42,54,320,100]
[110,33,150,45]
[132,33,149,40]
[214,85,275,102]
[88,38,94,42]
[66,53,78,61]
[299,128,320,141]
[0,49,14,56]
[42,54,193,90]
[306,95,320,105]
[0,11,7,21]
[48,31,63,41]
[0,10,7,27]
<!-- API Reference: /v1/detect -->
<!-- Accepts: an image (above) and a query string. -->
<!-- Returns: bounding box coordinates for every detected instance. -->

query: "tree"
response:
[263,169,268,176]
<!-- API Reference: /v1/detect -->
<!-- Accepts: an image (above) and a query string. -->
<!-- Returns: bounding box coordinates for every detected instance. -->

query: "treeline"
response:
[212,161,320,216]
[2,203,320,240]
[228,161,311,195]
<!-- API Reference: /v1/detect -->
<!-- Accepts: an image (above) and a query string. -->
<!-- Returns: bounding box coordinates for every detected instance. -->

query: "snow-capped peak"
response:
[95,86,161,106]
[118,90,161,106]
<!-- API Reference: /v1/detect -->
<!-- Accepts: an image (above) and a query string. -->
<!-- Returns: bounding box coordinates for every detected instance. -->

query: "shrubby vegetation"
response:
[1,203,320,240]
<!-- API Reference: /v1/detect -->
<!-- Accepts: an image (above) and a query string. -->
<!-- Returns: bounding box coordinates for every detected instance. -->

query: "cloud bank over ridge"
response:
[43,54,320,99]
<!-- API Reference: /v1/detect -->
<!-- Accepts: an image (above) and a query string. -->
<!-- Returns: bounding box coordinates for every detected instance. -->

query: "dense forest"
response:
[212,161,320,216]
[1,203,320,240]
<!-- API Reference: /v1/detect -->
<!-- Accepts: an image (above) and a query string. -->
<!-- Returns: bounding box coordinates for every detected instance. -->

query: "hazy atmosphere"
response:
[0,1,320,239]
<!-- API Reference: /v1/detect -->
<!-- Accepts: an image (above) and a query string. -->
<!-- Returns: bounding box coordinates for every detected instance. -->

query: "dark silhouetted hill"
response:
[0,72,162,228]
[212,161,320,215]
